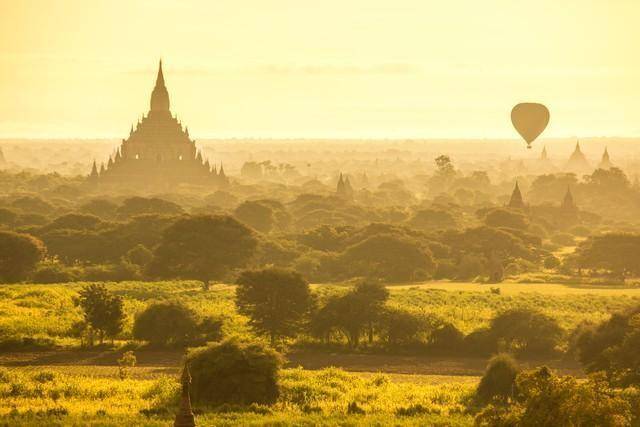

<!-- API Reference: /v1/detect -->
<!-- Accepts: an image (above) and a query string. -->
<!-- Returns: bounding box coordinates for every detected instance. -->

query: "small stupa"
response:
[174,364,196,427]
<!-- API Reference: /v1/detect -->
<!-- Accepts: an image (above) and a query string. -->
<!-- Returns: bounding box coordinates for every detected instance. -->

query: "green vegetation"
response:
[1,281,638,351]
[0,366,475,426]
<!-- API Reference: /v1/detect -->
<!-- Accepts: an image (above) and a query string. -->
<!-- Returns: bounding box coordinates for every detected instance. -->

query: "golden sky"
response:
[1,0,639,139]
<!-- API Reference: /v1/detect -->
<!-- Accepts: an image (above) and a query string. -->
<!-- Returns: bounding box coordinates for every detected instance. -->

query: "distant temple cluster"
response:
[508,180,577,216]
[89,61,227,188]
[542,141,614,174]
[336,173,354,199]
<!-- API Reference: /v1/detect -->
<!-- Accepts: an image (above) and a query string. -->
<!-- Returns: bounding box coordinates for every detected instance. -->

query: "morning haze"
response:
[0,1,639,426]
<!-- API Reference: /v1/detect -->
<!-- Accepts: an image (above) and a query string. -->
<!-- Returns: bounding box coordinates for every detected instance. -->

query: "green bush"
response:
[188,339,283,406]
[133,302,199,347]
[429,323,465,353]
[476,353,519,405]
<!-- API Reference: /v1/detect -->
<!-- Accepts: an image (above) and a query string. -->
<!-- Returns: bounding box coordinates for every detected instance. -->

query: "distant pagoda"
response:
[561,186,578,213]
[90,60,227,188]
[540,146,548,161]
[336,172,354,199]
[597,147,613,170]
[565,140,591,173]
[508,181,526,209]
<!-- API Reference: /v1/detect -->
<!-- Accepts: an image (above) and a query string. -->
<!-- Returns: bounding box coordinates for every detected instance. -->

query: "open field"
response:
[1,280,639,346]
[0,365,476,426]
[1,279,638,425]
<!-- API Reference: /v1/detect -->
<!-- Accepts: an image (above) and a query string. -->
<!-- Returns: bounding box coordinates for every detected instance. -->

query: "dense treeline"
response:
[2,163,640,286]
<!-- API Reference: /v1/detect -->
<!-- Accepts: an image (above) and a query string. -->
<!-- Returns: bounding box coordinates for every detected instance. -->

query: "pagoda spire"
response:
[540,146,548,161]
[598,147,612,169]
[89,160,99,179]
[508,181,525,209]
[150,59,170,113]
[561,185,577,212]
[156,59,166,87]
[174,363,196,427]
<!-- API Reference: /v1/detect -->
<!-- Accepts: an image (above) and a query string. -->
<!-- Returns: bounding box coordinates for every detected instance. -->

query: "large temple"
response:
[89,61,227,188]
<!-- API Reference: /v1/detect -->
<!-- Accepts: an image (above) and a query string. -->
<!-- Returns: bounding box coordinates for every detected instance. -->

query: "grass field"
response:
[0,365,476,426]
[1,279,638,425]
[1,279,638,345]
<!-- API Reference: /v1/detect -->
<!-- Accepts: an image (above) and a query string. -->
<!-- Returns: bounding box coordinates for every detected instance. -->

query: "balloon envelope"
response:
[511,103,549,148]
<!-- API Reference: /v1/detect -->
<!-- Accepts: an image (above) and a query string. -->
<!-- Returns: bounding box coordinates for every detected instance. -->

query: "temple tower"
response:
[508,181,525,209]
[598,147,613,170]
[565,140,591,173]
[92,60,220,188]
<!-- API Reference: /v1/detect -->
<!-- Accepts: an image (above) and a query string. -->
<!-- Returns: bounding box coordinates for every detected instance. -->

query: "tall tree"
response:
[76,284,125,345]
[0,231,45,282]
[236,268,312,345]
[149,215,258,286]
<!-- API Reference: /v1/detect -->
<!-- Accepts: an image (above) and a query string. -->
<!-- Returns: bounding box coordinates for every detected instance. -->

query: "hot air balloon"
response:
[511,103,549,149]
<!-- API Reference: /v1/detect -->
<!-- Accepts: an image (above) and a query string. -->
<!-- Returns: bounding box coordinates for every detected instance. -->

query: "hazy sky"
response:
[1,0,639,139]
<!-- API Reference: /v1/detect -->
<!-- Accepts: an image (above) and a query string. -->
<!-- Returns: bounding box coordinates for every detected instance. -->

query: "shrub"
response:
[189,340,283,407]
[32,259,77,283]
[429,323,465,353]
[476,367,633,426]
[133,302,200,347]
[543,254,561,269]
[476,354,519,405]
[117,350,137,379]
[464,328,497,356]
[199,316,224,343]
[551,232,575,246]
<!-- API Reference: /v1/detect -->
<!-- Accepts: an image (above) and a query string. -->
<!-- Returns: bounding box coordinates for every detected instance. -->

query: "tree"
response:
[116,196,184,219]
[79,198,119,220]
[133,302,199,347]
[126,244,153,267]
[483,208,529,230]
[340,234,435,281]
[574,305,640,386]
[475,354,520,405]
[575,234,640,277]
[310,280,389,348]
[352,281,389,344]
[188,339,283,406]
[236,268,312,345]
[378,307,424,346]
[408,209,458,231]
[76,284,125,345]
[0,207,18,227]
[435,155,455,178]
[234,200,276,233]
[489,308,563,356]
[0,231,45,282]
[43,213,102,231]
[149,215,258,286]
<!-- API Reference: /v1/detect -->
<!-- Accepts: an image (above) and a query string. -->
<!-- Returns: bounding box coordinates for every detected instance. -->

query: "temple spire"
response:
[150,59,170,113]
[561,185,577,212]
[508,181,525,209]
[156,59,166,88]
